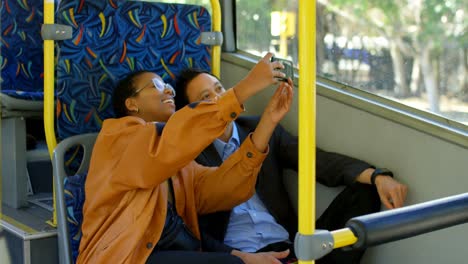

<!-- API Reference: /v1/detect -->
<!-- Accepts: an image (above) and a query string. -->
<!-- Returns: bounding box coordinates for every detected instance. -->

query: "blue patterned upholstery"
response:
[55,2,213,261]
[56,0,212,139]
[0,0,45,100]
[64,172,87,263]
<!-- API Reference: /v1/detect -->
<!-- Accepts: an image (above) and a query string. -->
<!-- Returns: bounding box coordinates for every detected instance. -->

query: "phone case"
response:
[271,57,294,82]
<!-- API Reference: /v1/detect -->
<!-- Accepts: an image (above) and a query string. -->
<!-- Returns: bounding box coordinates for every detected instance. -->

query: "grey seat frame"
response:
[1,94,44,208]
[52,133,97,264]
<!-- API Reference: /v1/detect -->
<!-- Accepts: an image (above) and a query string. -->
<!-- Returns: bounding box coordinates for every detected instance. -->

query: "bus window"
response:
[142,0,212,13]
[235,0,467,127]
[236,0,297,61]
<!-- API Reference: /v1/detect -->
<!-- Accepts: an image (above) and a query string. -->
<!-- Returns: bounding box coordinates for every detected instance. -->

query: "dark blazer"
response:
[197,116,371,252]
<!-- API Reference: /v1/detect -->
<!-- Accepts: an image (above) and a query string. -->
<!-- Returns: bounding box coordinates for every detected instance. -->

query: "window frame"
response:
[222,52,468,148]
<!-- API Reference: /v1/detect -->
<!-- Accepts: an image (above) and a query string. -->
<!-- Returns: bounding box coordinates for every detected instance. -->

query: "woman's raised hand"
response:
[245,52,286,89]
[233,52,286,104]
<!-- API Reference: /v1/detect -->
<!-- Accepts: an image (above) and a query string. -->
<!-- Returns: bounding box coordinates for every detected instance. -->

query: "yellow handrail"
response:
[44,0,57,227]
[298,0,316,263]
[210,0,221,78]
[331,228,358,248]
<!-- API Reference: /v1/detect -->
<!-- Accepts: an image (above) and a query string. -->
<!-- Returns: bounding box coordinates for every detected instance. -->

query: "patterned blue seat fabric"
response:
[55,1,213,262]
[64,173,87,264]
[1,0,45,100]
[56,0,212,139]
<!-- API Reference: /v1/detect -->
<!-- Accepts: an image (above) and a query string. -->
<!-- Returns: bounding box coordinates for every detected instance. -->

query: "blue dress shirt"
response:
[213,122,290,252]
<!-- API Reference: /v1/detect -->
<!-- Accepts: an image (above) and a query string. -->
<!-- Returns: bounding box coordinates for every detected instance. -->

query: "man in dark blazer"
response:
[175,69,408,264]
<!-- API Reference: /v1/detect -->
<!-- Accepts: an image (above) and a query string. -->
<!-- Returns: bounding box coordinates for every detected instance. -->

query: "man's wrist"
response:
[370,168,394,185]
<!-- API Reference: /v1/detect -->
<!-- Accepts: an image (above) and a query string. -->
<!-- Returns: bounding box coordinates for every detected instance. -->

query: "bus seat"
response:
[52,133,97,264]
[1,0,49,208]
[53,1,215,262]
[1,0,45,102]
[282,169,345,219]
[56,0,213,140]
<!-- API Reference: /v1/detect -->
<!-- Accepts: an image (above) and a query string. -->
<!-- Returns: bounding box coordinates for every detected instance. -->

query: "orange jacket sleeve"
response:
[192,134,268,215]
[90,89,243,190]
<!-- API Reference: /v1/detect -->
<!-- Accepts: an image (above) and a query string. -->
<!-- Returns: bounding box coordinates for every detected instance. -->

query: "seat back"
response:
[53,133,97,264]
[56,0,213,140]
[0,0,45,101]
[53,1,214,262]
[1,0,48,209]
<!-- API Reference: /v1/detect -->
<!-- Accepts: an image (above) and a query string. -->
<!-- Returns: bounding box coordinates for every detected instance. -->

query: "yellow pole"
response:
[44,0,57,227]
[210,0,221,78]
[298,0,316,263]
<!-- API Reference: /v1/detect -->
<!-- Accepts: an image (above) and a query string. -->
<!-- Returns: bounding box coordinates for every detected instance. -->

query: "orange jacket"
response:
[77,89,267,263]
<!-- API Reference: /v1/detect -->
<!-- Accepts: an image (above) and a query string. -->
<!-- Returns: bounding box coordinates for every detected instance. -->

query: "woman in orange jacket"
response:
[77,53,294,264]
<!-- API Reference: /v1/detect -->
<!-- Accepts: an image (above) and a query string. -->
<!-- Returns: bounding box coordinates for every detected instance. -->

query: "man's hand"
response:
[375,176,408,209]
[251,78,293,152]
[231,249,290,264]
[263,78,294,124]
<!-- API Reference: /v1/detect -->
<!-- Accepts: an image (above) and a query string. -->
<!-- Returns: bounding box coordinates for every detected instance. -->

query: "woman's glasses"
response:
[132,78,176,97]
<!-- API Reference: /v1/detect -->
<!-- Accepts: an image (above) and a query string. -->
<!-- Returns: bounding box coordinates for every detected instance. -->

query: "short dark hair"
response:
[112,70,152,118]
[174,68,217,110]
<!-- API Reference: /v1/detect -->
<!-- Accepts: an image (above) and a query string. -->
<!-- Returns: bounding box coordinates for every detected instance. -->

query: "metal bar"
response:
[43,0,57,227]
[210,0,221,77]
[1,118,28,208]
[23,239,31,264]
[297,0,316,263]
[347,192,468,250]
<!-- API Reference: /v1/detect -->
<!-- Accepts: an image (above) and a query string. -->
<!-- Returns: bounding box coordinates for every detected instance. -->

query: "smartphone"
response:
[271,57,294,82]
